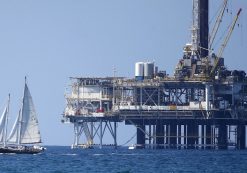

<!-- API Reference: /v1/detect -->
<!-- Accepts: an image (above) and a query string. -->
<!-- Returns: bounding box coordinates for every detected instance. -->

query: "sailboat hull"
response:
[0,146,45,154]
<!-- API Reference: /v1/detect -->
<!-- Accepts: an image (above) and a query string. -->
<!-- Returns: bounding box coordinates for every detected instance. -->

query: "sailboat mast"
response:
[3,94,10,147]
[17,79,28,145]
[17,109,22,145]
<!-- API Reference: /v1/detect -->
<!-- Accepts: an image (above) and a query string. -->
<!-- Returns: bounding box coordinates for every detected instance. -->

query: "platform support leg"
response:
[137,125,145,149]
[237,124,246,149]
[99,119,103,149]
[114,122,117,149]
[156,123,164,149]
[218,124,227,149]
[170,123,177,148]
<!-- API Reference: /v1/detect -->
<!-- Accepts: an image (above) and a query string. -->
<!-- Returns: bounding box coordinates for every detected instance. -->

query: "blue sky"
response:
[0,0,246,146]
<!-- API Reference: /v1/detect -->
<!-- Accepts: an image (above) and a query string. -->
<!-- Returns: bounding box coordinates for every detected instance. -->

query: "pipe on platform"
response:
[205,84,210,111]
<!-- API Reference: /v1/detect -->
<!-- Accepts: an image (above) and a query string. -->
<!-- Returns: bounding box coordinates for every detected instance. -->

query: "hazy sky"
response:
[0,0,246,146]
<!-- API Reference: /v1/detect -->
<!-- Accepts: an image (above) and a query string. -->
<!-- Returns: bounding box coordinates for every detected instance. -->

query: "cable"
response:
[118,132,137,146]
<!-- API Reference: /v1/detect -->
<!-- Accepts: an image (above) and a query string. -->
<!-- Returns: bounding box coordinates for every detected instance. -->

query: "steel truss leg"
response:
[100,119,103,149]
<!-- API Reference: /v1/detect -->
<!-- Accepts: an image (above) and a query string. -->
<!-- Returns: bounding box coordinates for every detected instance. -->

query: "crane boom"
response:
[217,8,242,58]
[209,0,228,50]
[210,8,242,76]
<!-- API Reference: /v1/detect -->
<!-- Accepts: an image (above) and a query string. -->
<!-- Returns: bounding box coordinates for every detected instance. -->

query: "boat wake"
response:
[61,153,78,156]
[92,153,105,156]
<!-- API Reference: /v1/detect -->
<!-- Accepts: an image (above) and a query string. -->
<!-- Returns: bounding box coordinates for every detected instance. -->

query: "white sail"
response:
[7,110,20,144]
[19,84,41,144]
[0,106,8,144]
[8,83,42,144]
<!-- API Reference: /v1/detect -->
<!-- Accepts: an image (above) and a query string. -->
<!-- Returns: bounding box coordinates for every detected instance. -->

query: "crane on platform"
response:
[209,0,228,50]
[210,8,242,77]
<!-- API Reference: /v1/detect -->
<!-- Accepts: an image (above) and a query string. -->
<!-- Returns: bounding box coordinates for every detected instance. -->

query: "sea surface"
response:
[0,146,247,173]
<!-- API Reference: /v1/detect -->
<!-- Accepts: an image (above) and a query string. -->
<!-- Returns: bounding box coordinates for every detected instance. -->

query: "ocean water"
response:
[0,146,246,173]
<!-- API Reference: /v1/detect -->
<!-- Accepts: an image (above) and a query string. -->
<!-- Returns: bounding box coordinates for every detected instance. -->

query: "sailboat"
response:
[0,78,45,154]
[0,96,9,149]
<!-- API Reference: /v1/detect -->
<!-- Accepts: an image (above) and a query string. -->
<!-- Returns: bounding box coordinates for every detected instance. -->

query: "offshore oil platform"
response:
[62,0,247,149]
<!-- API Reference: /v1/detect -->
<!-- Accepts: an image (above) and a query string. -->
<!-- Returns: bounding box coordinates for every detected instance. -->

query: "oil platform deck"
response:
[61,0,247,149]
